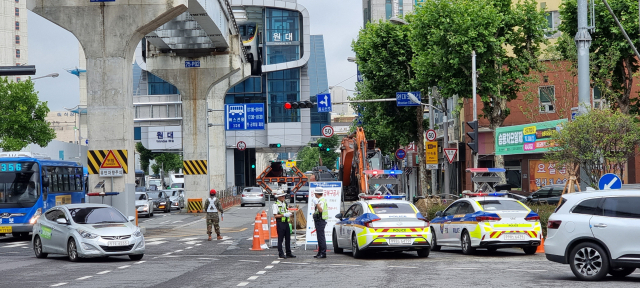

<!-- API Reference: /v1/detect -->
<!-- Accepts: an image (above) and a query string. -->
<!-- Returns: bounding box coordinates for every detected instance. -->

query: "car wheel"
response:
[67,238,80,262]
[129,254,144,261]
[461,231,476,255]
[351,234,363,259]
[430,229,441,251]
[332,230,343,253]
[569,242,609,281]
[608,267,636,278]
[33,236,48,259]
[523,246,537,255]
[417,248,430,257]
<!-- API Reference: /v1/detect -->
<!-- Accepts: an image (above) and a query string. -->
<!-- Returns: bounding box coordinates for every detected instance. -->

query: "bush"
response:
[528,204,557,237]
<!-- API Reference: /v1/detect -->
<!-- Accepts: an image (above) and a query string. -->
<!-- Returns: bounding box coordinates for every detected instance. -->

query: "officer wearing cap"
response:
[204,189,224,241]
[272,190,296,259]
[313,187,329,258]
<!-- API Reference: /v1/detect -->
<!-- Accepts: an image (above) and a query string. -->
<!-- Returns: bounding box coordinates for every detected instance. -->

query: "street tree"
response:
[296,146,318,173]
[135,142,154,174]
[153,153,183,174]
[352,20,428,194]
[296,136,340,172]
[558,0,640,115]
[545,109,640,188]
[0,77,55,151]
[409,0,548,179]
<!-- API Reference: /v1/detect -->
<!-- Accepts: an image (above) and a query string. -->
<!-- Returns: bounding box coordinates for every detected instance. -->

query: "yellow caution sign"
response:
[87,150,128,174]
[426,141,438,165]
[286,161,296,168]
[183,160,208,175]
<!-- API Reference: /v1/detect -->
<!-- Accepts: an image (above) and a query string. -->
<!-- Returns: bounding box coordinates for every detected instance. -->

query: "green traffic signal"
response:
[251,164,256,169]
[277,143,281,148]
[325,148,331,152]
[318,143,323,147]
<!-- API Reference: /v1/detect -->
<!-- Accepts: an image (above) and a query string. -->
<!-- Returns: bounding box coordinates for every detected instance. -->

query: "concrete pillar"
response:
[28,0,188,216]
[146,37,249,201]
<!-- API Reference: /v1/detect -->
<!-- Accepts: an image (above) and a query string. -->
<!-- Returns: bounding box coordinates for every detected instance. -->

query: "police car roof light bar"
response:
[363,170,403,175]
[359,195,406,200]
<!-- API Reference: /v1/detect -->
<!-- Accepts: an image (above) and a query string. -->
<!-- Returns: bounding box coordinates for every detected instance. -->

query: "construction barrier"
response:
[187,198,203,213]
[260,211,269,242]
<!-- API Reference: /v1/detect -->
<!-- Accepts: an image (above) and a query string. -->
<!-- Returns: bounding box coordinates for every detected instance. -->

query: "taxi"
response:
[429,193,542,255]
[332,195,431,258]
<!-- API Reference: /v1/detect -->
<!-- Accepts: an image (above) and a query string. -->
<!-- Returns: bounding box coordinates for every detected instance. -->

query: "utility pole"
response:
[443,113,450,198]
[576,0,592,112]
[472,51,478,191]
[430,87,437,197]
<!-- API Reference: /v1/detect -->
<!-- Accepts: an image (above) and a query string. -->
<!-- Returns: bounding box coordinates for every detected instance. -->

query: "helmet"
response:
[314,187,324,194]
[273,190,286,198]
[209,189,216,196]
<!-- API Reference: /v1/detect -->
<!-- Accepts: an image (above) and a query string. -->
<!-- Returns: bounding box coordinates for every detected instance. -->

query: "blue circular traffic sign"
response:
[396,149,406,160]
[598,173,622,190]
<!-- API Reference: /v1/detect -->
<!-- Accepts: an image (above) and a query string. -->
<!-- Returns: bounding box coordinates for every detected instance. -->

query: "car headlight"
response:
[133,228,143,237]
[160,202,166,205]
[29,208,42,224]
[76,229,99,239]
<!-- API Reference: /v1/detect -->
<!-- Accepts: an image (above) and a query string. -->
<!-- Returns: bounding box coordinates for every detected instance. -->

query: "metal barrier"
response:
[187,198,203,213]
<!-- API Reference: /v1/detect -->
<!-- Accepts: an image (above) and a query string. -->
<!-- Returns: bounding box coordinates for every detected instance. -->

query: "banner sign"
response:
[306,182,343,245]
[495,119,567,156]
[528,160,568,191]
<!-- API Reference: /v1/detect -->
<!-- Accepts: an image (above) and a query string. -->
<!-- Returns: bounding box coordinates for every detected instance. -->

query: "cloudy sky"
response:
[27,0,361,111]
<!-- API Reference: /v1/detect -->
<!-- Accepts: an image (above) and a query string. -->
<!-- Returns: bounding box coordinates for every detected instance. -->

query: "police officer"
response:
[204,189,224,241]
[313,187,328,258]
[272,190,296,259]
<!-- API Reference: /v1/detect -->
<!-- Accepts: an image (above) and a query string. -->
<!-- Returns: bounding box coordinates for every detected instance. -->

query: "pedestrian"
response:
[204,189,224,241]
[312,187,328,258]
[272,190,296,259]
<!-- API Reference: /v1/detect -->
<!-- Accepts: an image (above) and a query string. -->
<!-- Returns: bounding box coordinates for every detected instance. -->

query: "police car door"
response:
[449,201,473,246]
[338,205,357,245]
[439,202,462,245]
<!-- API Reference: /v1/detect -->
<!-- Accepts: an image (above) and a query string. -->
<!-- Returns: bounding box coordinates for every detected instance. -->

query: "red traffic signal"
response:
[284,102,292,109]
[283,101,314,110]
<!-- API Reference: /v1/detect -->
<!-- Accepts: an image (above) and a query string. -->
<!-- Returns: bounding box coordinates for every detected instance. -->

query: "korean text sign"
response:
[225,103,265,130]
[495,119,567,156]
[306,182,343,245]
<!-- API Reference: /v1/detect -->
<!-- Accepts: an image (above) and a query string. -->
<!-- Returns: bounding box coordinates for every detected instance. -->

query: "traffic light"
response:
[284,101,314,109]
[466,120,479,154]
[0,65,36,76]
[251,164,256,169]
[269,143,281,148]
[310,143,319,147]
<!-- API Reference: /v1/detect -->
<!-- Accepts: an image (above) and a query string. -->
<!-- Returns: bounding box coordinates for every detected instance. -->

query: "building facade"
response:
[46,111,80,144]
[362,0,415,25]
[1,0,28,82]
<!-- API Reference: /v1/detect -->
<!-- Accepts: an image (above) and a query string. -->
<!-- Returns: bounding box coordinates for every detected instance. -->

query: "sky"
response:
[27,1,362,111]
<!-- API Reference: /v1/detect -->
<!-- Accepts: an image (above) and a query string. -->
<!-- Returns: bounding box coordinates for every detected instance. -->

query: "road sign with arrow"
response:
[598,173,621,190]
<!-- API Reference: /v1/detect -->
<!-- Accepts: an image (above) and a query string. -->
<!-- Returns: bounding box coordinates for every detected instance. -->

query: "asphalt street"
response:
[1,202,640,288]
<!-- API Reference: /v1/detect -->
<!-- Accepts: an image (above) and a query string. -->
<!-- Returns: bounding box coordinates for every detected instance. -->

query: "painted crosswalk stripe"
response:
[97,270,110,275]
[237,282,249,287]
[76,276,92,280]
[117,265,130,269]
[256,271,266,275]
[247,276,259,280]
[50,283,67,287]
[134,261,146,264]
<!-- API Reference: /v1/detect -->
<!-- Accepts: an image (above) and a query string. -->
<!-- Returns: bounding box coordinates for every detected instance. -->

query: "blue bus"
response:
[0,152,85,238]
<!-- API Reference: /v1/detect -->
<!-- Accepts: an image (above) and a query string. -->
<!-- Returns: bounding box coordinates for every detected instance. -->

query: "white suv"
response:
[545,190,640,281]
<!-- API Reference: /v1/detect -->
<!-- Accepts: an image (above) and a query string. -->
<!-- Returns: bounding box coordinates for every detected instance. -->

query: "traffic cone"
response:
[260,211,269,243]
[250,215,263,251]
[536,234,545,253]
[270,217,278,239]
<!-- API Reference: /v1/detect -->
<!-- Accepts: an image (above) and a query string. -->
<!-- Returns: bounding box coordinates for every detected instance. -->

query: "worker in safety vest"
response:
[272,190,296,259]
[312,187,329,258]
[204,189,224,241]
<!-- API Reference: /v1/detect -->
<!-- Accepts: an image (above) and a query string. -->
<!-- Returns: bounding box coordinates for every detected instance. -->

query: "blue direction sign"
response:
[185,60,201,68]
[225,103,265,131]
[317,93,332,112]
[395,149,406,160]
[598,173,622,190]
[396,92,421,106]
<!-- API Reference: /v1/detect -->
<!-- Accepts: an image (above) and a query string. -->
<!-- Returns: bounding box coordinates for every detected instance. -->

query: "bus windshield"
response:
[0,162,40,209]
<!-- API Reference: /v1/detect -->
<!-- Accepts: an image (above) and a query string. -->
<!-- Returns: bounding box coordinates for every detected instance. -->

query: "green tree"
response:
[545,109,640,188]
[154,153,183,173]
[296,146,319,173]
[296,136,340,172]
[557,0,640,115]
[135,142,155,174]
[0,77,55,151]
[409,0,548,179]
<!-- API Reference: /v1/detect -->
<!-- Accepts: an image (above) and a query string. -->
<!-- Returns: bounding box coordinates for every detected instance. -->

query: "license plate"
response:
[389,238,412,245]
[0,226,11,233]
[107,241,129,247]
[503,234,527,240]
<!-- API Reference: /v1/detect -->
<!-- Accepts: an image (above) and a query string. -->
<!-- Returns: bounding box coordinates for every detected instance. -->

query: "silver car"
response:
[168,189,185,210]
[135,192,154,218]
[32,204,145,261]
[241,187,265,207]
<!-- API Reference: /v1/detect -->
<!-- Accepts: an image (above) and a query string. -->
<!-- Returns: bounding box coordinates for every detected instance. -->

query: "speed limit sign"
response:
[426,129,437,142]
[322,125,334,137]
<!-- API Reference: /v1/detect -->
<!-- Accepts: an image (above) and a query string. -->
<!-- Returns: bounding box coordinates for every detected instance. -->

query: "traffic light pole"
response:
[430,88,436,197]
[472,51,478,170]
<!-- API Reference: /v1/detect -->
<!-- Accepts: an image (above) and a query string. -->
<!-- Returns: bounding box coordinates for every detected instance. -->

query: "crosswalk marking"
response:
[1,242,28,248]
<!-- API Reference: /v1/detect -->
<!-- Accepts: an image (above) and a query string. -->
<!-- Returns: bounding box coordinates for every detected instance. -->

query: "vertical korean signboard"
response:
[306,182,342,245]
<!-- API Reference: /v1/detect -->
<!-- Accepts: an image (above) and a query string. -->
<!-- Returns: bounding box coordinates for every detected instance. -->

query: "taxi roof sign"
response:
[100,150,123,169]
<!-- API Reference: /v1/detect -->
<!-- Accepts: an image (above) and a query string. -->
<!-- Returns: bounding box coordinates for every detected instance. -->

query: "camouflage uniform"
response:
[204,197,224,236]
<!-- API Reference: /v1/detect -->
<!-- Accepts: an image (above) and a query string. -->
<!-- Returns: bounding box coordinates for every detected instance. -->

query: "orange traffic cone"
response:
[260,211,269,243]
[256,212,269,249]
[536,234,545,253]
[270,217,278,239]
[250,215,263,251]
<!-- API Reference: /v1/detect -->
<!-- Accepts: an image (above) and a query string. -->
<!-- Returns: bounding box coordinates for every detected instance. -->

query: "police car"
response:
[429,193,542,255]
[332,195,431,258]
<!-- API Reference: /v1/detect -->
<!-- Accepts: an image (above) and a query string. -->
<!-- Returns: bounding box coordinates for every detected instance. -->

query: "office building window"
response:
[16,49,20,58]
[225,76,267,105]
[386,0,392,19]
[147,72,178,95]
[265,8,301,65]
[268,68,300,123]
[266,46,300,65]
[15,21,19,30]
[15,8,19,17]
[539,86,555,113]
[15,35,20,44]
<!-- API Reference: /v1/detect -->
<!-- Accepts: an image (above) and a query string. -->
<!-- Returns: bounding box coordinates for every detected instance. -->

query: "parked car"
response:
[147,191,171,213]
[32,203,145,261]
[135,192,154,218]
[295,186,310,203]
[527,184,579,205]
[241,187,265,207]
[168,189,185,210]
[545,190,640,281]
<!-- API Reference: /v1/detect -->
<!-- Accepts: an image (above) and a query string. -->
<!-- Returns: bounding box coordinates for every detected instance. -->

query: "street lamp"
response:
[32,73,59,80]
[389,17,408,25]
[347,57,356,63]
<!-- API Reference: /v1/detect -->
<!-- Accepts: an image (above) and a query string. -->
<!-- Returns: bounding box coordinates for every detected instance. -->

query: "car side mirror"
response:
[435,211,443,217]
[56,218,68,225]
[335,213,343,220]
[128,216,135,222]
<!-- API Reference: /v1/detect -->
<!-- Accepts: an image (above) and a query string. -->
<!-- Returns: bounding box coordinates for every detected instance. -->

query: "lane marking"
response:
[256,271,266,275]
[134,261,146,264]
[506,269,547,272]
[330,264,361,267]
[50,283,67,287]
[172,221,183,223]
[237,282,249,287]
[175,250,183,253]
[197,258,216,260]
[281,262,308,264]
[117,265,131,269]
[448,268,478,270]
[265,265,274,269]
[271,261,280,264]
[96,271,111,275]
[239,260,260,263]
[185,247,193,249]
[195,244,202,246]
[163,252,173,255]
[388,266,417,268]
[247,276,259,280]
[76,276,92,280]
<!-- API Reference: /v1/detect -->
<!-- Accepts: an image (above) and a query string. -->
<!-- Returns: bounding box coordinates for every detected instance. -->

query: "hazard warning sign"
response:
[100,150,123,169]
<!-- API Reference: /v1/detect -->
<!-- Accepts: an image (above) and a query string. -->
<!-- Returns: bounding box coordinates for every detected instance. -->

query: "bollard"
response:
[135,210,138,226]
